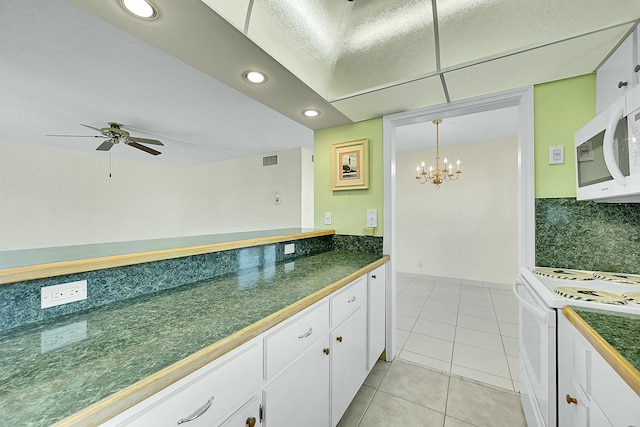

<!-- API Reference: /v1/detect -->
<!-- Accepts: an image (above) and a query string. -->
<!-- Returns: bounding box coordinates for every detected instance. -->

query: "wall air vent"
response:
[263,155,278,166]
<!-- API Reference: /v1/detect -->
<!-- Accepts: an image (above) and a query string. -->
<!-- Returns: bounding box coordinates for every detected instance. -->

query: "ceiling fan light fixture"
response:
[121,0,157,20]
[243,71,267,84]
[302,109,320,118]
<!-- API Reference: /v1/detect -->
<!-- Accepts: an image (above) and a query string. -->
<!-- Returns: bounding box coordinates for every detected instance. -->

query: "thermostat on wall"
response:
[549,145,564,165]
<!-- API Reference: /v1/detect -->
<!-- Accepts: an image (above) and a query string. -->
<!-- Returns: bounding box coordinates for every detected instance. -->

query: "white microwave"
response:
[575,86,640,202]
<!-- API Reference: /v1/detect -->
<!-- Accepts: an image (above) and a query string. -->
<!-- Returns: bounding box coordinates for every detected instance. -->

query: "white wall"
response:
[300,148,315,229]
[0,139,311,250]
[395,137,518,285]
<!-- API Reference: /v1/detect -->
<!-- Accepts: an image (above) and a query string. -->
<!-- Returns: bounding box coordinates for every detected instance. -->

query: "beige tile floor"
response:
[337,274,526,427]
[338,359,527,427]
[395,274,520,392]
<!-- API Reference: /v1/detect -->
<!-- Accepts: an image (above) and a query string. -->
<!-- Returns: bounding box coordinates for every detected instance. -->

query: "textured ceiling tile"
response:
[437,0,640,69]
[330,75,446,122]
[247,0,347,97]
[445,25,632,102]
[200,0,251,31]
[329,0,436,100]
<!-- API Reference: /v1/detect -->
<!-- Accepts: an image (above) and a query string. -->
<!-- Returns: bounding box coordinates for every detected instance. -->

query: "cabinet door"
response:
[557,315,588,427]
[368,264,386,370]
[219,396,260,427]
[597,33,634,113]
[263,338,330,427]
[331,306,367,427]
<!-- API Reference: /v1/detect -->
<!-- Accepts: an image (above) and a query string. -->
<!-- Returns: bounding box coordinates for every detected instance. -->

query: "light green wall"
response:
[534,74,596,198]
[314,118,384,236]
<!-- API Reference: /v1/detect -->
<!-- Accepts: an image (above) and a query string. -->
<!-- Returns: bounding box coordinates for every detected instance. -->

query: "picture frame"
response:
[331,138,369,191]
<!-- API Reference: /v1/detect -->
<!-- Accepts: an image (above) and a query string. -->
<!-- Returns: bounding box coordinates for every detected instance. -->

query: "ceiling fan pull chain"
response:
[109,150,112,178]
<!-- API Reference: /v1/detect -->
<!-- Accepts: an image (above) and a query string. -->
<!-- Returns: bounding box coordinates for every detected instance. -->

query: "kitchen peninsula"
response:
[0,229,389,426]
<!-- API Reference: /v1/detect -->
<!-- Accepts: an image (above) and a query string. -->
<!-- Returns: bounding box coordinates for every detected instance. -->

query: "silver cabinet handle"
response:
[177,396,214,424]
[298,327,313,339]
[347,296,357,303]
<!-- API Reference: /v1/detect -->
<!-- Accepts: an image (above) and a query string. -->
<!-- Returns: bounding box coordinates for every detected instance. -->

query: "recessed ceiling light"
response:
[243,71,267,84]
[302,109,320,118]
[121,0,157,19]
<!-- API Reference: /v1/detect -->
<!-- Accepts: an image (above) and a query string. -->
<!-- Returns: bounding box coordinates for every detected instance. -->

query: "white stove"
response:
[520,267,640,315]
[515,267,640,427]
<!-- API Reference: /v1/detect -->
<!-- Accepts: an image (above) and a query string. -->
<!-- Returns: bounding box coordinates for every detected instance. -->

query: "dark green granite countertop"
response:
[0,251,384,427]
[570,307,640,372]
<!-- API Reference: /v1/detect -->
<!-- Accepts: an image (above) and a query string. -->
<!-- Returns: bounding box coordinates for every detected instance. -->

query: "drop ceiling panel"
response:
[330,0,436,100]
[200,0,251,31]
[445,25,632,102]
[247,0,348,98]
[437,0,640,70]
[330,75,446,122]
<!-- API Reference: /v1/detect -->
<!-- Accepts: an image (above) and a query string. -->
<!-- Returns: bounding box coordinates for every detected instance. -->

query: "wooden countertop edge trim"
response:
[0,230,336,285]
[563,306,640,396]
[54,255,389,427]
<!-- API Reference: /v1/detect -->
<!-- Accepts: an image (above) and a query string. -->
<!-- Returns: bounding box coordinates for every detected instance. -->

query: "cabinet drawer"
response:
[331,277,366,327]
[264,301,329,379]
[118,343,261,427]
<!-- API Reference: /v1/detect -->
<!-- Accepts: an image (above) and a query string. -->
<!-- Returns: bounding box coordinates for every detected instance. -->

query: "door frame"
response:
[381,87,535,360]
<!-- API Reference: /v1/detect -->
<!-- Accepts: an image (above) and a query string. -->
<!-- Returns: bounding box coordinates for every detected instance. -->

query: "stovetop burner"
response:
[592,272,640,285]
[533,267,594,281]
[622,292,640,305]
[554,287,627,305]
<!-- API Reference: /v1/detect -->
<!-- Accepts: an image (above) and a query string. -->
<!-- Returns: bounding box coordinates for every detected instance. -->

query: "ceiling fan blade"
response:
[47,134,106,138]
[81,124,103,132]
[128,141,161,156]
[96,139,116,151]
[128,136,164,146]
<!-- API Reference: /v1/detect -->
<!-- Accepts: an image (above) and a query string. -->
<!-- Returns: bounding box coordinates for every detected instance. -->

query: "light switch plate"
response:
[549,145,564,165]
[367,209,378,228]
[324,212,332,225]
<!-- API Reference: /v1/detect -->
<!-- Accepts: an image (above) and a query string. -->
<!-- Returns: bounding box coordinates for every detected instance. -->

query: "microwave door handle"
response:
[512,279,547,323]
[603,106,628,186]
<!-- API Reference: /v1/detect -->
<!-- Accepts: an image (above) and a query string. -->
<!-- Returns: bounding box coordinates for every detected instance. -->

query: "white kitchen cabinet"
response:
[262,337,331,427]
[367,264,386,370]
[557,313,640,427]
[219,396,260,427]
[103,342,262,427]
[103,261,388,427]
[331,306,367,426]
[597,33,635,114]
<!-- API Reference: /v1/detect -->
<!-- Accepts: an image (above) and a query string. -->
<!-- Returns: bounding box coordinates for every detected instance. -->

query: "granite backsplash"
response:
[0,234,383,332]
[536,198,640,274]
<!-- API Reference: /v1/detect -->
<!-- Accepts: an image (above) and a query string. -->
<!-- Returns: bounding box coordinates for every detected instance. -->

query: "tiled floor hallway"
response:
[337,274,526,426]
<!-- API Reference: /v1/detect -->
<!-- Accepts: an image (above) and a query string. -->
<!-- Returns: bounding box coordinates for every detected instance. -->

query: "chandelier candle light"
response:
[415,120,461,187]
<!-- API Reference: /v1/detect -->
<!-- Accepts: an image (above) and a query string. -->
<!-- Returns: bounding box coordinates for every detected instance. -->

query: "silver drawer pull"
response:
[347,296,357,303]
[177,396,214,424]
[298,327,313,339]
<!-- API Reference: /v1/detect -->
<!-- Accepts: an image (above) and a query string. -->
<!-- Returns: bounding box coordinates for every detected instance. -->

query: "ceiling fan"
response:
[47,122,164,155]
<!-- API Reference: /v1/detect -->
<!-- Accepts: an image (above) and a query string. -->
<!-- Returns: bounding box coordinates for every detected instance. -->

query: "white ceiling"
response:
[1,0,639,166]
[395,107,519,152]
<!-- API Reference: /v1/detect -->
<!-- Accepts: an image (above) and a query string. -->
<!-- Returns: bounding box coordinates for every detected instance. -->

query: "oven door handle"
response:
[512,279,548,323]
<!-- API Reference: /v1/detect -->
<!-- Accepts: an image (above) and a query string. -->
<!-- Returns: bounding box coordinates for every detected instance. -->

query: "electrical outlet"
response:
[41,320,87,353]
[324,212,332,225]
[41,280,87,309]
[284,243,295,255]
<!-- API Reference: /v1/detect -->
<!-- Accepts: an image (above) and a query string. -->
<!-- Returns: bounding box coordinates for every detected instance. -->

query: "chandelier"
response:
[415,120,461,187]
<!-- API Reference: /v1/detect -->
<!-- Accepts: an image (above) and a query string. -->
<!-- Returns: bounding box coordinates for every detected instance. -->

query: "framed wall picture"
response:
[331,138,369,191]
